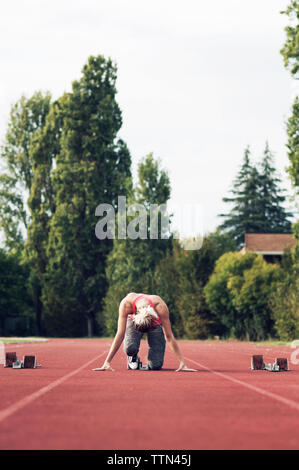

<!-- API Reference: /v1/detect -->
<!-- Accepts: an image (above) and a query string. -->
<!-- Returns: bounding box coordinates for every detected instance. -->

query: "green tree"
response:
[0,91,52,250]
[148,230,236,340]
[204,251,257,337]
[220,145,292,247]
[102,153,172,336]
[0,174,26,251]
[286,97,299,190]
[0,91,54,333]
[269,244,299,340]
[228,256,280,340]
[268,0,299,340]
[281,1,299,236]
[174,231,236,339]
[205,251,280,340]
[0,249,33,335]
[271,276,299,341]
[280,1,299,78]
[219,147,263,247]
[258,142,292,232]
[135,153,171,207]
[24,101,62,335]
[152,243,183,337]
[42,55,132,337]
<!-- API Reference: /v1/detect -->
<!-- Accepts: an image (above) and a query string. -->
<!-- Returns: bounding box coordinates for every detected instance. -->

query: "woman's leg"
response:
[147,325,166,370]
[123,317,143,357]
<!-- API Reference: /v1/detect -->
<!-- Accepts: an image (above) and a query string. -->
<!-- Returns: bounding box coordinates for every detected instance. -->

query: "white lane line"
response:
[0,351,107,425]
[191,343,293,358]
[186,357,299,413]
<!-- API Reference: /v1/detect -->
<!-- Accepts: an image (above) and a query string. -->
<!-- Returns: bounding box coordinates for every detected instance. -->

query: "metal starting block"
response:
[251,355,265,370]
[5,353,38,369]
[4,352,17,368]
[23,355,37,369]
[12,360,23,369]
[275,357,289,371]
[264,362,280,372]
[137,361,148,370]
[251,355,289,372]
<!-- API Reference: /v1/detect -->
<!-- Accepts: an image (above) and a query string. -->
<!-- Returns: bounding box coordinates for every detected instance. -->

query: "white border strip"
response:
[255,251,283,255]
[0,351,107,424]
[0,341,4,365]
[186,357,299,412]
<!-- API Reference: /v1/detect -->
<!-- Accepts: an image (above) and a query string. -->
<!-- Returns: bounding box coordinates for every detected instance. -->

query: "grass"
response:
[169,336,294,347]
[0,337,48,344]
[208,337,293,347]
[0,336,296,348]
[246,339,291,347]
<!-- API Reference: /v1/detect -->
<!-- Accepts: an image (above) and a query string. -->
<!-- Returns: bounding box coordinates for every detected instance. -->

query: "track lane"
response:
[1,339,299,450]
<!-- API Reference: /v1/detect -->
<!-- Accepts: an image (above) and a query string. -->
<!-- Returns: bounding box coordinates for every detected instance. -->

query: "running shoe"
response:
[127,354,140,370]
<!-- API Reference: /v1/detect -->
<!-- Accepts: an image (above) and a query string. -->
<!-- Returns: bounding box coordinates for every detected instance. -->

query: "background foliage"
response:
[0,2,298,341]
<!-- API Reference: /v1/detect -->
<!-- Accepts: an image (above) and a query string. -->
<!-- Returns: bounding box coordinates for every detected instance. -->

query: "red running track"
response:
[0,338,299,450]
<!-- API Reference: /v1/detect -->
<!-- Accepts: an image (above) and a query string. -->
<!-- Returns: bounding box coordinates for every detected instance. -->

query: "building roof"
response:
[242,233,297,255]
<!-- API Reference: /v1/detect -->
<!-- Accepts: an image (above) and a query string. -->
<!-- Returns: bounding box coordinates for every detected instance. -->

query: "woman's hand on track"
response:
[92,363,114,371]
[175,362,197,372]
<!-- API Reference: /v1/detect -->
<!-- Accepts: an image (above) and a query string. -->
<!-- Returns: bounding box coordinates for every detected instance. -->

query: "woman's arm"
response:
[92,298,129,371]
[155,299,197,372]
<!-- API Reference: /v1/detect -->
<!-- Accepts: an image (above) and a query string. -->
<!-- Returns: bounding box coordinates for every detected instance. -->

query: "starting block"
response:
[251,355,289,372]
[4,353,39,369]
[23,355,37,369]
[251,355,265,370]
[275,357,289,371]
[12,360,23,369]
[4,352,17,368]
[264,362,280,372]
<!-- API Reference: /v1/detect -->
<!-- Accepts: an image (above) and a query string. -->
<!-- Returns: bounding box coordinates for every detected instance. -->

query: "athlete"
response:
[93,292,197,372]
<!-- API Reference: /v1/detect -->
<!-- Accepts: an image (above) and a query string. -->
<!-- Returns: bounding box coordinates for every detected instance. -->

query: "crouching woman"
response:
[93,292,197,372]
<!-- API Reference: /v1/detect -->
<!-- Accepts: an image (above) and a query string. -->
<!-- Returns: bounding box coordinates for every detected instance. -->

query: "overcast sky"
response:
[0,0,297,237]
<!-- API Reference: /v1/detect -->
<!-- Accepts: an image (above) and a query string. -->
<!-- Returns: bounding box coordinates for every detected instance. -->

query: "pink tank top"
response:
[130,294,162,326]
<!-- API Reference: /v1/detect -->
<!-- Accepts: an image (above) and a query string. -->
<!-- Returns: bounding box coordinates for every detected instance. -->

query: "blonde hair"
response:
[133,306,159,332]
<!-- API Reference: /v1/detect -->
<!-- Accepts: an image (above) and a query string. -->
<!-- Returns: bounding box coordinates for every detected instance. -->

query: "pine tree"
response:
[258,143,292,233]
[219,145,292,247]
[219,147,263,247]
